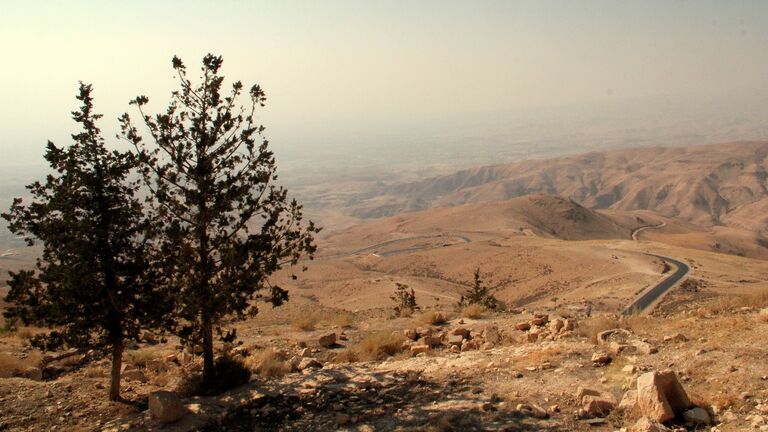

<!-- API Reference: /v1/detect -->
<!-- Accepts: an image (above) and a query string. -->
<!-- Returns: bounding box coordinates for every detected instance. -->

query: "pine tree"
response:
[2,83,170,401]
[458,268,499,310]
[120,54,319,384]
[390,283,419,317]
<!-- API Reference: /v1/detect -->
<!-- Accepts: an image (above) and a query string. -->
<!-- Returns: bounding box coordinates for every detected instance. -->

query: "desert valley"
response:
[2,140,768,431]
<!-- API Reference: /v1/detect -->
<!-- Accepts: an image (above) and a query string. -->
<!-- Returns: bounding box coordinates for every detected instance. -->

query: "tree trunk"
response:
[109,336,123,401]
[202,318,215,383]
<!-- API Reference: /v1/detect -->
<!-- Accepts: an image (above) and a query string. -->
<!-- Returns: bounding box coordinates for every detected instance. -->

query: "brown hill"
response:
[350,142,768,234]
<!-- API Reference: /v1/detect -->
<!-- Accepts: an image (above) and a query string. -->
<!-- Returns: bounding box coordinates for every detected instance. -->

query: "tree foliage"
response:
[457,268,500,310]
[2,83,170,400]
[390,282,419,317]
[119,54,319,383]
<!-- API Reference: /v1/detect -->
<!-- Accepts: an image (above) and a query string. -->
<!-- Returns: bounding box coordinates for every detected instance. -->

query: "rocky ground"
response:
[1,297,768,432]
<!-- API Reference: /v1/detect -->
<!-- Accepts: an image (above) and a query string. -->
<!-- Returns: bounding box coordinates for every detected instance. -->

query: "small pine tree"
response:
[1,84,170,401]
[120,54,319,384]
[390,283,419,317]
[458,268,499,310]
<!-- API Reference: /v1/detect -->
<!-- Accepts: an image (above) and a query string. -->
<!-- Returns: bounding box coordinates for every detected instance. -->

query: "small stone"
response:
[591,352,611,366]
[515,322,531,331]
[297,358,323,370]
[410,345,429,355]
[683,407,711,425]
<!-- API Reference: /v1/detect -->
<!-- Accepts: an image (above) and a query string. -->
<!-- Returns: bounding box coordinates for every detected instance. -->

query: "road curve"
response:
[622,254,690,315]
[318,234,471,260]
[631,222,666,240]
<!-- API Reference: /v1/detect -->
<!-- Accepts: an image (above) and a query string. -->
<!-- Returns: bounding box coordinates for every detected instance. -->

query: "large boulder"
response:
[318,333,336,348]
[636,370,692,422]
[148,391,186,423]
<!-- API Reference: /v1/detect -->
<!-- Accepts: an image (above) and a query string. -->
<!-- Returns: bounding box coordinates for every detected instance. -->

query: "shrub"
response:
[245,349,292,377]
[457,268,499,310]
[357,331,406,361]
[461,304,485,319]
[391,283,419,317]
[577,315,620,344]
[420,311,448,325]
[124,349,158,368]
[332,349,360,364]
[292,314,320,331]
[178,355,251,396]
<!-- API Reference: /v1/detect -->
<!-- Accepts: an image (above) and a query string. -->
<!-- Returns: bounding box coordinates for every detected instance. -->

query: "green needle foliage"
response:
[120,54,319,385]
[2,83,171,401]
[458,267,500,310]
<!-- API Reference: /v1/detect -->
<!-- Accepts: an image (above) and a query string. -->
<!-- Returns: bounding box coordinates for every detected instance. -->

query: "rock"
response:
[20,367,43,381]
[296,341,307,348]
[318,333,336,348]
[530,404,548,418]
[335,413,350,425]
[563,319,575,331]
[460,339,478,352]
[549,319,564,333]
[619,390,638,411]
[515,322,531,331]
[636,370,692,422]
[298,348,312,357]
[165,353,178,364]
[582,395,616,417]
[683,407,711,425]
[597,328,632,346]
[449,345,460,353]
[141,330,157,344]
[447,334,464,346]
[576,387,602,401]
[421,335,442,347]
[410,345,429,355]
[633,340,658,355]
[122,369,148,383]
[482,326,501,344]
[591,352,611,366]
[452,327,471,338]
[297,358,323,371]
[148,391,186,423]
[404,329,418,341]
[525,333,539,343]
[663,333,687,343]
[533,313,549,324]
[623,365,637,374]
[630,417,671,432]
[481,342,495,350]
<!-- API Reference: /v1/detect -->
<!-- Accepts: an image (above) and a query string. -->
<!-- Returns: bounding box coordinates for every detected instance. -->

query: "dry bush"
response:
[125,349,158,368]
[578,315,620,343]
[620,314,654,335]
[461,304,485,319]
[292,314,320,331]
[245,349,292,377]
[356,331,406,361]
[178,355,251,397]
[333,312,355,329]
[760,309,768,323]
[420,310,448,326]
[332,349,360,364]
[515,346,563,367]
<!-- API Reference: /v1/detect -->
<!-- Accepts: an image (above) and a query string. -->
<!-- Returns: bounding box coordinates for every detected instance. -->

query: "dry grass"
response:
[700,291,768,316]
[760,309,768,323]
[292,314,320,331]
[333,312,356,329]
[0,351,41,378]
[356,331,406,361]
[419,310,448,326]
[245,349,292,377]
[514,346,563,368]
[461,304,485,319]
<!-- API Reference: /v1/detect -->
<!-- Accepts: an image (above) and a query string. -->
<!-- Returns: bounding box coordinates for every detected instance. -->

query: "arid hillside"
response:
[347,142,768,234]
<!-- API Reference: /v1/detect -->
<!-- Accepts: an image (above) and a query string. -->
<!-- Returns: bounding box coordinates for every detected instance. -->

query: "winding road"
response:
[623,221,690,315]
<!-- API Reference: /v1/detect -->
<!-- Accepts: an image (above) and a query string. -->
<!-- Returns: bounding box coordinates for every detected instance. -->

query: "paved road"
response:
[622,254,690,315]
[631,222,666,240]
[319,234,471,260]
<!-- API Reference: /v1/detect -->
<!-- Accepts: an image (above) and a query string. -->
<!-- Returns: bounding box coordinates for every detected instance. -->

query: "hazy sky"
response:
[2,0,768,165]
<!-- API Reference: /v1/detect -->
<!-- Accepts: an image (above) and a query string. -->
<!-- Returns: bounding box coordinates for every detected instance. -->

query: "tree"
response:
[119,54,319,384]
[2,83,170,401]
[457,268,500,310]
[390,282,419,317]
